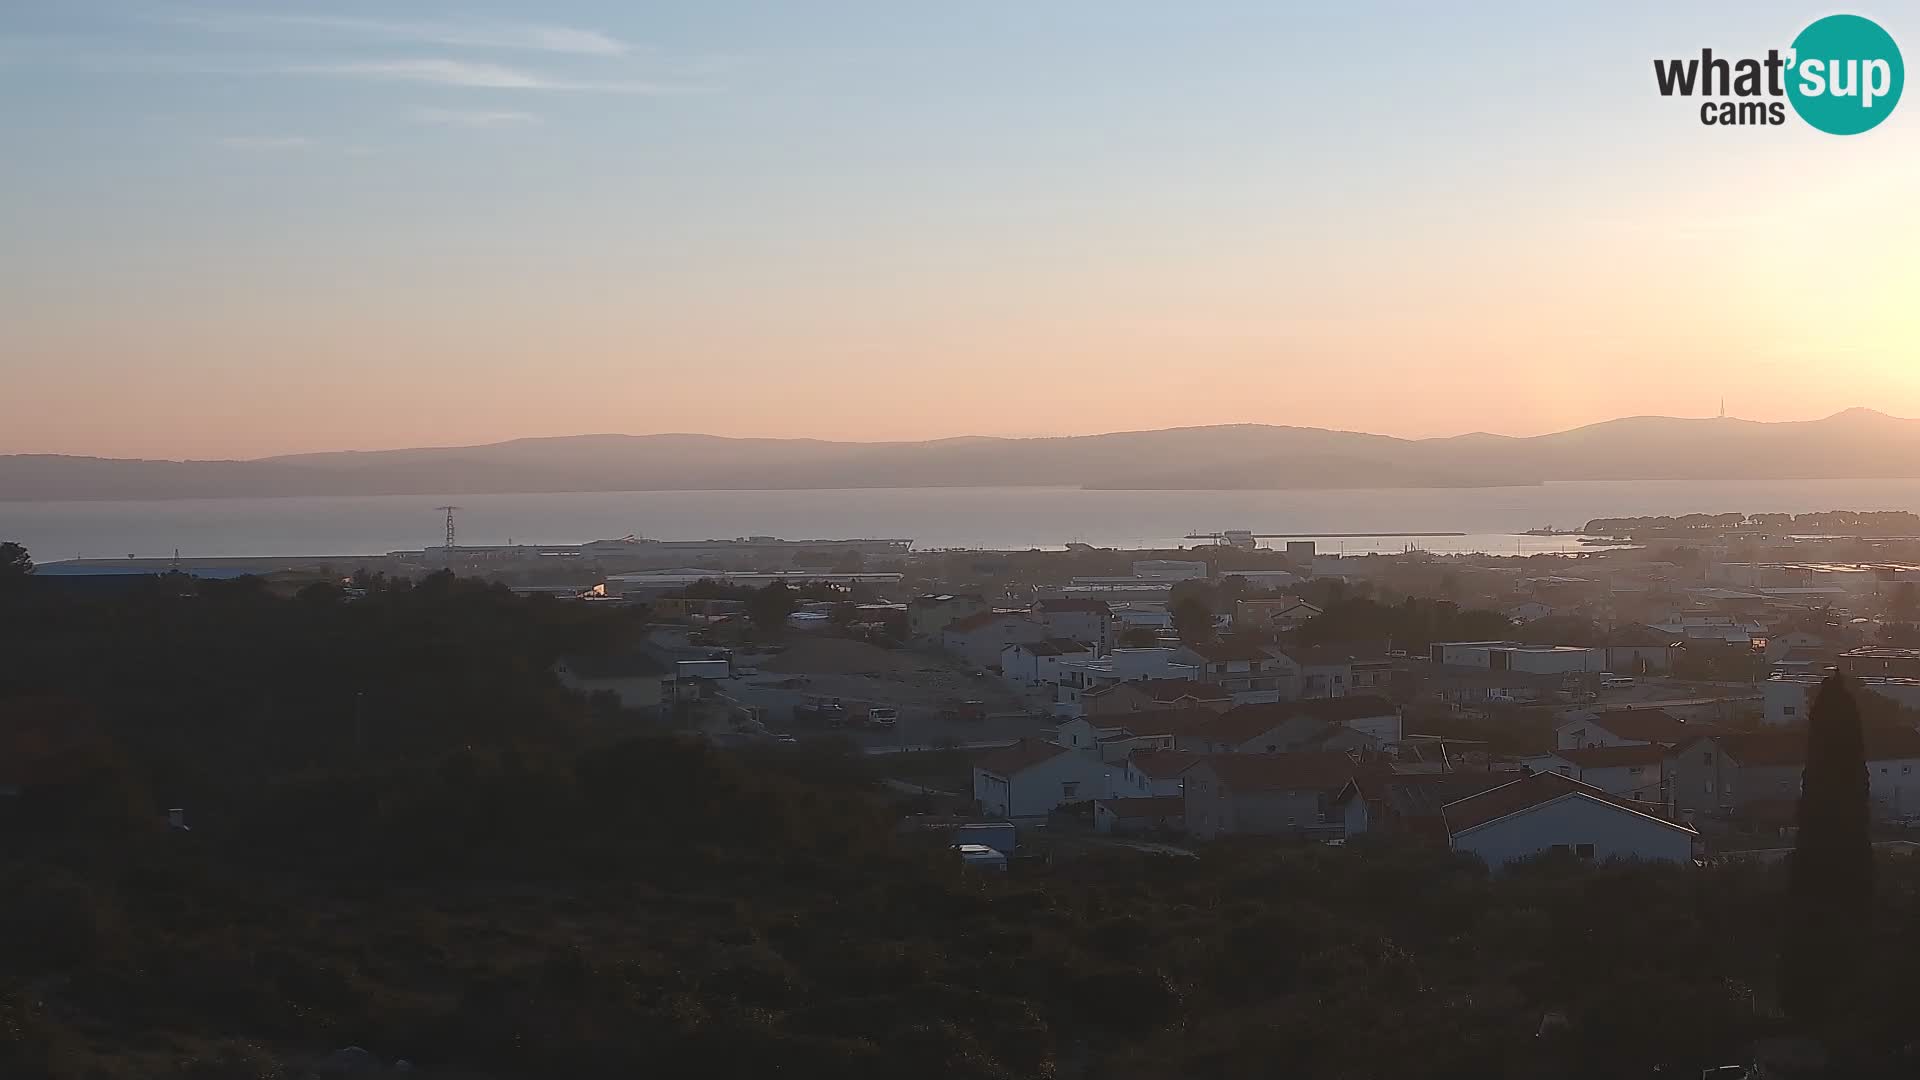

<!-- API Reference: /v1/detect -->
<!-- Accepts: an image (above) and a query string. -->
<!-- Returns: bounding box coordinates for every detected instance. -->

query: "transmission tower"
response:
[436,505,462,548]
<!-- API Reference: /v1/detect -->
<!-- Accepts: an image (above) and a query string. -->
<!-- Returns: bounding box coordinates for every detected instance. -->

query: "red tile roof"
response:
[1194,697,1398,745]
[1867,728,1920,760]
[1576,709,1700,745]
[1712,732,1806,767]
[1341,768,1515,807]
[1198,751,1358,794]
[1692,729,1920,768]
[1441,771,1695,836]
[1013,638,1090,657]
[945,610,1033,634]
[1129,749,1205,778]
[1550,744,1670,769]
[1285,695,1399,722]
[1187,708,1299,746]
[974,738,1071,776]
[1183,641,1276,663]
[1137,678,1230,703]
[1120,708,1223,738]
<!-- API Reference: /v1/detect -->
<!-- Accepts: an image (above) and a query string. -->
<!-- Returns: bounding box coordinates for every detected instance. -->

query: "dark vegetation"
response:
[1781,678,1875,1024]
[4,557,1920,1077]
[1290,591,1515,652]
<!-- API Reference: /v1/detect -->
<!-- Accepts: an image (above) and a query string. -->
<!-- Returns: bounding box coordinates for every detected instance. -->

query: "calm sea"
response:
[7,479,1920,561]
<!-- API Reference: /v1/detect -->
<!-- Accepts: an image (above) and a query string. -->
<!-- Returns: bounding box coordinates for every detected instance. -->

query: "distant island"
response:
[6,408,1920,500]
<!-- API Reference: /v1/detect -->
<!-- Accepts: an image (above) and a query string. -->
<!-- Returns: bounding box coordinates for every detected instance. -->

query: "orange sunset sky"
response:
[5,2,1919,459]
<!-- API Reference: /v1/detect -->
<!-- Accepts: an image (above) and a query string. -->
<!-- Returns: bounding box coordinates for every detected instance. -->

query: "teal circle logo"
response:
[1787,14,1903,134]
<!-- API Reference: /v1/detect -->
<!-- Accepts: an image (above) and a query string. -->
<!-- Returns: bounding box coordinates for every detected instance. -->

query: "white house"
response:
[1866,733,1920,821]
[1052,648,1203,712]
[1168,697,1395,755]
[1522,745,1668,803]
[908,593,990,640]
[1441,772,1698,868]
[1307,695,1403,743]
[1279,647,1358,699]
[1000,638,1090,686]
[1130,749,1206,796]
[943,610,1047,670]
[1030,598,1116,653]
[1765,630,1831,663]
[1762,673,1920,726]
[1268,600,1322,631]
[971,739,1152,820]
[1174,642,1297,704]
[1182,752,1358,841]
[1349,656,1394,694]
[1052,716,1128,753]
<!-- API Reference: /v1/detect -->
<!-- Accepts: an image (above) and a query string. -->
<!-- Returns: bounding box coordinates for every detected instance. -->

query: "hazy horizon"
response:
[7,1,1920,458]
[3,404,1910,462]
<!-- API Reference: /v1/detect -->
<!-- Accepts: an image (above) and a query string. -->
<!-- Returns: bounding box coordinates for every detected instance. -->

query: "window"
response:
[1551,843,1570,854]
[1705,782,1714,795]
[1629,766,1644,775]
[1784,706,1797,716]
[1061,782,1079,799]
[1576,843,1595,859]
[1701,751,1714,766]
[1556,766,1571,776]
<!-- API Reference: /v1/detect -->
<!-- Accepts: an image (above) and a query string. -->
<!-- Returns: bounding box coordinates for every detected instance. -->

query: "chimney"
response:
[167,807,187,830]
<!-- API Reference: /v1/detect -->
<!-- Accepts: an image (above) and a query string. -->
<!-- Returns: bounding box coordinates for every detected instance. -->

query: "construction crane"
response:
[435,506,462,549]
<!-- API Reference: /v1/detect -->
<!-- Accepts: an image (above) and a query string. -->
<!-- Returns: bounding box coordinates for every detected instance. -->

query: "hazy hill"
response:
[6,409,1920,499]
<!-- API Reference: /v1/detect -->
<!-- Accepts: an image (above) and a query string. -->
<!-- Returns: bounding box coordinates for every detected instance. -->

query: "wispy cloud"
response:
[281,58,690,94]
[170,12,631,56]
[215,134,313,150]
[412,107,538,129]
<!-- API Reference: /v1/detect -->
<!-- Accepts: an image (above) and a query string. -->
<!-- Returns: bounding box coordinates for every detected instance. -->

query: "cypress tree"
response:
[1779,675,1873,1023]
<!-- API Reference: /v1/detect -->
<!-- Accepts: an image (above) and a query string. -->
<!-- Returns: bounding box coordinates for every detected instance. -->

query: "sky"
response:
[4,1,1920,459]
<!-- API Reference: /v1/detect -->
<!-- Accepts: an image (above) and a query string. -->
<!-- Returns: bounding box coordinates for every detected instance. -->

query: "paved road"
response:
[865,739,1017,757]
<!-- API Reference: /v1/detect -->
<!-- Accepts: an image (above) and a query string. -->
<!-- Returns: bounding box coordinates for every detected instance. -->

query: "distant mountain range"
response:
[6,409,1920,499]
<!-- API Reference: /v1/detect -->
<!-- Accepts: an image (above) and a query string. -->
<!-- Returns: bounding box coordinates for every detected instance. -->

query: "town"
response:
[309,512,1920,869]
